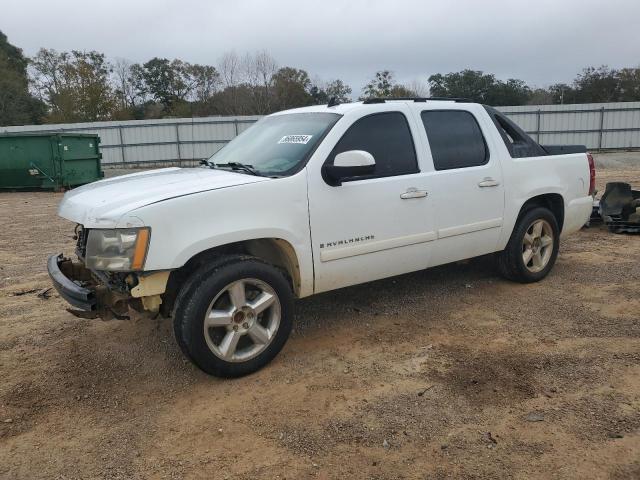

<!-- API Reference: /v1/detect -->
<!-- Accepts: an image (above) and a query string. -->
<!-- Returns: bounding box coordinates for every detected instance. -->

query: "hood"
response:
[58,167,268,228]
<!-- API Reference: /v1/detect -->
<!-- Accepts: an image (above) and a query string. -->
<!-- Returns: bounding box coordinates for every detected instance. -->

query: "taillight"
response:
[587,153,596,195]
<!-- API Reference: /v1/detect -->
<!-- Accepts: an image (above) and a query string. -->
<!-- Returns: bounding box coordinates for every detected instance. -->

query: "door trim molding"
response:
[320,231,437,262]
[438,217,503,239]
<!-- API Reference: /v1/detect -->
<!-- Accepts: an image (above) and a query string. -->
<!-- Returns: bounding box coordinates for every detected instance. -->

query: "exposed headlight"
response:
[85,228,150,272]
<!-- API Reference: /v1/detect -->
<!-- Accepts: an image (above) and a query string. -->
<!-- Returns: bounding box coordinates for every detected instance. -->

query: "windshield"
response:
[208,112,341,176]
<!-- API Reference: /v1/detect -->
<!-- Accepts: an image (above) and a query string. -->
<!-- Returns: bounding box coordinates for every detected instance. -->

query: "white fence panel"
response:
[497,101,640,149]
[2,104,639,165]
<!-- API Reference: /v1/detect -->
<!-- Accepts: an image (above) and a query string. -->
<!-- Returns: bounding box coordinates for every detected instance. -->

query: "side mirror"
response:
[323,150,376,186]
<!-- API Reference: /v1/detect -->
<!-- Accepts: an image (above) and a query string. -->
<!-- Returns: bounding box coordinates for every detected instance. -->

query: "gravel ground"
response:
[0,154,639,479]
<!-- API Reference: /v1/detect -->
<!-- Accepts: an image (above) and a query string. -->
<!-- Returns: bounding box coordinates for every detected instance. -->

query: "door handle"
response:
[400,188,428,199]
[478,177,500,188]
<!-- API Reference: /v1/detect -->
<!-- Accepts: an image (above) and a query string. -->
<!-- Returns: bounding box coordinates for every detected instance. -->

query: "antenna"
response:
[327,97,340,107]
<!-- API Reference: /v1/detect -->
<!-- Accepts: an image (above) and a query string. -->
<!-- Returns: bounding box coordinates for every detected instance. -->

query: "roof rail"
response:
[361,97,473,104]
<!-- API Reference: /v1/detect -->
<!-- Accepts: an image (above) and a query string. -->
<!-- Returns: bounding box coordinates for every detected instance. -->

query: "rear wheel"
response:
[173,256,293,377]
[497,207,559,283]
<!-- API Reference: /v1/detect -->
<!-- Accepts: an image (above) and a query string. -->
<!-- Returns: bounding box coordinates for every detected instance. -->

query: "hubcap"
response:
[203,278,281,362]
[522,219,554,273]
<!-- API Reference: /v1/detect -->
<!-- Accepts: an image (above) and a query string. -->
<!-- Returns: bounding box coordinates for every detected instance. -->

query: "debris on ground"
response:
[481,431,498,447]
[600,182,640,233]
[11,288,38,296]
[525,412,545,422]
[587,197,602,226]
[417,385,435,396]
[10,287,52,298]
[37,288,52,299]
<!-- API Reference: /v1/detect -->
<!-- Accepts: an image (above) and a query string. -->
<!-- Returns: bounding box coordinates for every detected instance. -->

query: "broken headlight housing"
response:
[85,228,150,272]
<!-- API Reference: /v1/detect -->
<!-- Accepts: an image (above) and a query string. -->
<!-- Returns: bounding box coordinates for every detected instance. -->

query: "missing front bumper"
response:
[47,254,96,311]
[47,254,130,319]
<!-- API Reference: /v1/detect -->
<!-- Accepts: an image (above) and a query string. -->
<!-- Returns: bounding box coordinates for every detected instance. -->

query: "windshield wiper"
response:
[215,162,260,176]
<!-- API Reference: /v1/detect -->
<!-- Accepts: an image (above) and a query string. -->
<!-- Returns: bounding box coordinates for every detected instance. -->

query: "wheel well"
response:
[160,238,301,317]
[518,193,565,232]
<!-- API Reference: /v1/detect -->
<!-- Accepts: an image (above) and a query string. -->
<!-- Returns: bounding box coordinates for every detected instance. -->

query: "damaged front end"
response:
[48,254,131,319]
[47,225,171,320]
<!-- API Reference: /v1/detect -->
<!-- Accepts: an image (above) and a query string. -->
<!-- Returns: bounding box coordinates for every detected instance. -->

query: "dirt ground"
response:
[1,154,639,479]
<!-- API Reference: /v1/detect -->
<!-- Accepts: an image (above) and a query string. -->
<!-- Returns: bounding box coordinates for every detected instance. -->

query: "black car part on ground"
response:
[599,182,640,233]
[589,198,603,225]
[47,254,131,319]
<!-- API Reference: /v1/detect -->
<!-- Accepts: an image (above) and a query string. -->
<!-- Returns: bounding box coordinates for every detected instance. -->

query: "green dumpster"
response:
[0,132,104,190]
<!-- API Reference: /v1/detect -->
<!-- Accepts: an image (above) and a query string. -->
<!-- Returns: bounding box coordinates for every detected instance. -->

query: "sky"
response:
[3,0,640,95]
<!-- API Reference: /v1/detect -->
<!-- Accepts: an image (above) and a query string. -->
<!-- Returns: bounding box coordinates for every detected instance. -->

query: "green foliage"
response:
[272,67,313,110]
[139,58,191,113]
[362,70,394,98]
[325,79,352,103]
[0,30,45,126]
[309,79,353,105]
[428,70,530,105]
[573,66,619,103]
[7,27,640,124]
[361,70,418,100]
[31,48,115,122]
[618,67,640,101]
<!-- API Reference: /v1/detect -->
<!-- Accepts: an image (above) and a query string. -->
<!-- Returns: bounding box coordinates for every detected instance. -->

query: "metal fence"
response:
[2,101,639,166]
[1,116,261,166]
[496,101,640,150]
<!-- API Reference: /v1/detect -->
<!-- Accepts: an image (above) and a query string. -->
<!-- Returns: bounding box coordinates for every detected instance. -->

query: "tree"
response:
[362,70,417,99]
[573,66,620,103]
[527,88,554,105]
[546,83,577,104]
[190,64,221,104]
[30,48,114,122]
[216,51,243,114]
[429,70,497,102]
[272,67,312,110]
[241,51,278,114]
[138,58,195,113]
[112,58,145,111]
[389,84,417,97]
[308,78,352,105]
[325,79,352,103]
[618,67,640,101]
[362,70,394,98]
[406,79,429,97]
[0,30,45,126]
[428,69,532,105]
[485,78,531,106]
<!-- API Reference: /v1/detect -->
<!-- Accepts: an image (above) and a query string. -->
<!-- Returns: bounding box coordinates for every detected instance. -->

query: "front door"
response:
[307,109,436,293]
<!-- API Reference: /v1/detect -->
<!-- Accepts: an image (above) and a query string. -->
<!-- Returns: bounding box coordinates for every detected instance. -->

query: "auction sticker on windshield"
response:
[278,135,313,144]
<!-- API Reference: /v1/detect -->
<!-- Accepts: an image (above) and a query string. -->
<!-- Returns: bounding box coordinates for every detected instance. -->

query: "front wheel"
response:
[496,207,560,283]
[173,256,293,377]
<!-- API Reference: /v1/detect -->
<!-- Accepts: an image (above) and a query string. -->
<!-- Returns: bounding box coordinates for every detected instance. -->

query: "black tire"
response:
[496,206,560,283]
[173,255,293,378]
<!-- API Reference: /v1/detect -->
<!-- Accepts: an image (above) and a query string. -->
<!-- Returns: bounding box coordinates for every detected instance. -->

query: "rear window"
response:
[421,110,488,170]
[484,106,548,158]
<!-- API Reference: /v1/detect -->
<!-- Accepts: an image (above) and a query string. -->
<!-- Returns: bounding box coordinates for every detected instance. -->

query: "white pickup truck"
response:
[48,98,595,377]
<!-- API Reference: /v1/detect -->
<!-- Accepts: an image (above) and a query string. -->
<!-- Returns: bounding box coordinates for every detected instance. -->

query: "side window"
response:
[421,110,488,171]
[327,112,418,180]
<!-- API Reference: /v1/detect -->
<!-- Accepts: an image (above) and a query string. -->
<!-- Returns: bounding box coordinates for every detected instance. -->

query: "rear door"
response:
[418,107,505,266]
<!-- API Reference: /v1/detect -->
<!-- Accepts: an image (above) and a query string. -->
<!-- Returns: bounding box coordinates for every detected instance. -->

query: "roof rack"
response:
[361,97,473,104]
